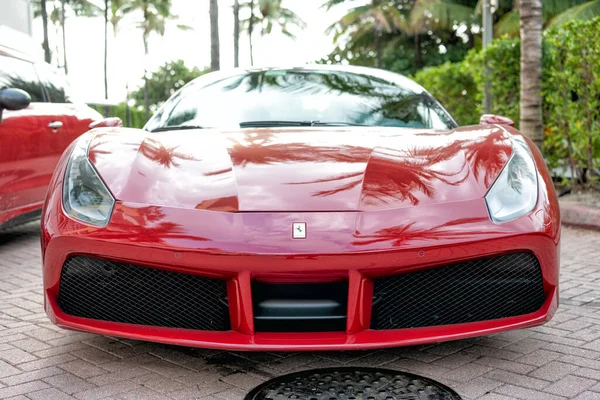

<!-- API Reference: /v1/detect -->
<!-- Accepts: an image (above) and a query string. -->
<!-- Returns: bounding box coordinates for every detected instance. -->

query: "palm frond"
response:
[494,9,519,37]
[542,0,589,19]
[549,0,600,26]
[410,0,475,33]
[321,0,361,11]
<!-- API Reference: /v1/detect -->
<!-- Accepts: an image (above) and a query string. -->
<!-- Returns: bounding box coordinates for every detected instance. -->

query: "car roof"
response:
[0,26,40,63]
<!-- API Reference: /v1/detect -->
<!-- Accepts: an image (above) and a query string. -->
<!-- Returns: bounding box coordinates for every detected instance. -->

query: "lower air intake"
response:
[58,256,230,331]
[371,252,545,330]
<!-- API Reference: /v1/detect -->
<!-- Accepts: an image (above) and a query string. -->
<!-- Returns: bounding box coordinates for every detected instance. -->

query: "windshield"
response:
[144,68,457,131]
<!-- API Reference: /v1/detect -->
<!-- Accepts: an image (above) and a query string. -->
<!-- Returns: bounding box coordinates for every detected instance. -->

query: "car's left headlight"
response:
[485,137,538,223]
[63,137,115,226]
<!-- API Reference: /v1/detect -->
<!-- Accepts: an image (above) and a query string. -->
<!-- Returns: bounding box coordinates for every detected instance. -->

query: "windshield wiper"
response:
[239,120,367,128]
[150,125,205,132]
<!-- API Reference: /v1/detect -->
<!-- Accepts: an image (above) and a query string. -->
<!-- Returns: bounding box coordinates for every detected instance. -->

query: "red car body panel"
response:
[41,124,560,351]
[0,44,101,227]
[0,96,100,227]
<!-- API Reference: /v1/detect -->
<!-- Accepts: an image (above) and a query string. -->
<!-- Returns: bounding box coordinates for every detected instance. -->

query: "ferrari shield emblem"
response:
[292,222,307,239]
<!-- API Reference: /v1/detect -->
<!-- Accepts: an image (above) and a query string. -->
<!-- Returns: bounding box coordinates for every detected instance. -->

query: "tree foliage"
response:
[545,18,600,184]
[413,61,478,125]
[131,60,209,112]
[322,0,600,76]
[414,17,600,186]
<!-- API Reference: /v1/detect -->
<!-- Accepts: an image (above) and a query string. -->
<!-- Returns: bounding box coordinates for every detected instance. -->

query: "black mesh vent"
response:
[371,252,545,330]
[58,256,230,331]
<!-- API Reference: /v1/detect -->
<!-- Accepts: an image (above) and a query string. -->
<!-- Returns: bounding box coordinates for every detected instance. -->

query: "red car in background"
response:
[0,42,102,229]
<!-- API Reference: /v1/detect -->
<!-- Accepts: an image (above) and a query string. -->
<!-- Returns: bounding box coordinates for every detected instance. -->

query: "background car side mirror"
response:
[0,88,31,123]
[89,117,123,129]
[480,114,515,127]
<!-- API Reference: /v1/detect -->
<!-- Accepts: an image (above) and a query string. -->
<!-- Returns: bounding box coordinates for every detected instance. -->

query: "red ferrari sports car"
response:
[41,66,560,351]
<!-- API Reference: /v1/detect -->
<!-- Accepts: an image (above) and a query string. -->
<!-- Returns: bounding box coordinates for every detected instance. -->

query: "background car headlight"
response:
[485,137,538,223]
[63,138,115,226]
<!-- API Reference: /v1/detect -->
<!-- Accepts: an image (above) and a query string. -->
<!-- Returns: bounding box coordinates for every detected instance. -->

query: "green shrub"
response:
[412,61,479,126]
[411,17,600,185]
[465,37,523,127]
[91,103,147,129]
[545,18,600,184]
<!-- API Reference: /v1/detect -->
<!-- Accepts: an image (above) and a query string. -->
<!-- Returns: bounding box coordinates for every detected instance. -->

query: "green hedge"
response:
[544,18,600,183]
[91,103,147,129]
[413,17,600,184]
[413,62,479,126]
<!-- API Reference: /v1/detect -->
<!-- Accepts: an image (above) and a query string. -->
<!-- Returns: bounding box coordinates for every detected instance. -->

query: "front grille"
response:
[371,252,545,330]
[58,256,230,331]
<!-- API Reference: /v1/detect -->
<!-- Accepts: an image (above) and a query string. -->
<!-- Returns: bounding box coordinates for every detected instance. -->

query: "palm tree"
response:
[104,0,109,101]
[519,0,543,148]
[233,0,240,67]
[41,0,51,63]
[242,0,305,65]
[210,0,220,71]
[495,0,600,36]
[248,0,255,65]
[324,0,407,68]
[101,0,126,109]
[31,0,62,64]
[118,0,184,120]
[58,0,100,74]
[60,0,67,73]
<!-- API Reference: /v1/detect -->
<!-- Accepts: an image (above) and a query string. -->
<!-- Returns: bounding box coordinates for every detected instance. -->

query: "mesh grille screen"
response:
[58,256,230,331]
[371,252,545,330]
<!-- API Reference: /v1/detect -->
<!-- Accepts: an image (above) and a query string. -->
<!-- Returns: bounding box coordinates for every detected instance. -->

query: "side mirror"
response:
[0,88,31,123]
[480,114,515,127]
[89,117,123,129]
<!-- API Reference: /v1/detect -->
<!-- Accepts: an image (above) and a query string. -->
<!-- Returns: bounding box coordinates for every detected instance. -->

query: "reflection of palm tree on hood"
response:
[229,138,372,167]
[352,217,491,247]
[105,205,210,245]
[140,137,197,169]
[284,131,511,207]
[463,129,512,186]
[360,141,469,206]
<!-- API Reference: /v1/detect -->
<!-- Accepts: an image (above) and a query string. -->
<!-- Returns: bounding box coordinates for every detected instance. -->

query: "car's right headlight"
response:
[485,137,538,223]
[62,138,115,226]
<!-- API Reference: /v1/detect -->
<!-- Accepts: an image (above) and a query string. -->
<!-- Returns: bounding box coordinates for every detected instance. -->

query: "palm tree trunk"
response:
[61,0,68,74]
[233,0,240,68]
[249,0,254,66]
[104,0,109,102]
[41,0,51,63]
[375,31,382,68]
[143,32,150,121]
[55,23,61,67]
[519,0,543,149]
[414,33,422,68]
[210,0,220,71]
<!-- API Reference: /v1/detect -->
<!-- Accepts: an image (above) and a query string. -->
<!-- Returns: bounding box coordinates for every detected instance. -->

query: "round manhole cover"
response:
[245,367,461,400]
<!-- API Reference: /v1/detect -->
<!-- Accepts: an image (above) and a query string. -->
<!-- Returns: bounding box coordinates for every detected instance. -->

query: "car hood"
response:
[88,126,513,212]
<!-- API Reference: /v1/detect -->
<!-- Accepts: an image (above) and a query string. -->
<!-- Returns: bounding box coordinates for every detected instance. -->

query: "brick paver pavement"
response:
[1,222,599,400]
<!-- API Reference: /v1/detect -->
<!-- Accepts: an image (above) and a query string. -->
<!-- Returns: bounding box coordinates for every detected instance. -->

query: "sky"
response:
[31,0,357,104]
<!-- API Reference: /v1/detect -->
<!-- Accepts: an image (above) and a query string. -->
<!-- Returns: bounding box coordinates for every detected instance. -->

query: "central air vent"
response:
[252,281,348,332]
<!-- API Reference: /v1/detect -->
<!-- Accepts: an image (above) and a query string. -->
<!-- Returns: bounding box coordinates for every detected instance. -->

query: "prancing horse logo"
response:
[292,222,307,239]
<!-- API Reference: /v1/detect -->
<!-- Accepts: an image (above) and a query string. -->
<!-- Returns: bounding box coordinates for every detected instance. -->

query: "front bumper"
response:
[42,195,560,351]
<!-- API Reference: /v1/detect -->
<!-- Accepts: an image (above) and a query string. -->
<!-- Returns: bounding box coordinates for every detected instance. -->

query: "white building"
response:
[0,0,33,36]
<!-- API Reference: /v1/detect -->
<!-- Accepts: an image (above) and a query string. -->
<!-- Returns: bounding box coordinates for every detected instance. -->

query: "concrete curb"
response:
[560,201,600,231]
